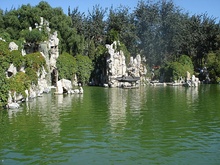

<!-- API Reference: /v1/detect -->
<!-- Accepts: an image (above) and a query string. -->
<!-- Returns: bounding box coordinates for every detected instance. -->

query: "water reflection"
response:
[7,93,83,138]
[8,108,23,119]
[185,86,199,108]
[107,87,147,131]
[1,86,220,164]
[107,88,127,130]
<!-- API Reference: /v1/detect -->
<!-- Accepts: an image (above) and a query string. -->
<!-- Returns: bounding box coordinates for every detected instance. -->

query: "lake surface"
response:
[0,85,220,165]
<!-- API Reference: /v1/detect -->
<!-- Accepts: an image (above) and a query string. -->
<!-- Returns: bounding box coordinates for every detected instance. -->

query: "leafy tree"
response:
[178,55,194,74]
[86,5,107,46]
[25,67,38,85]
[76,54,93,85]
[182,14,220,67]
[0,9,5,30]
[106,29,119,44]
[8,50,24,70]
[66,28,85,55]
[87,39,96,60]
[134,0,184,66]
[20,29,45,43]
[56,52,77,80]
[205,52,220,83]
[160,55,194,82]
[0,40,10,56]
[106,6,137,55]
[0,68,9,108]
[24,52,46,72]
[8,72,31,98]
[0,40,10,70]
[0,31,11,42]
[69,7,86,35]
[90,45,108,85]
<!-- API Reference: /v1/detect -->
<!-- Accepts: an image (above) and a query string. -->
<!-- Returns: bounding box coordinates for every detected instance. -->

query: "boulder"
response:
[56,80,63,94]
[9,42,18,51]
[7,63,17,77]
[7,102,20,109]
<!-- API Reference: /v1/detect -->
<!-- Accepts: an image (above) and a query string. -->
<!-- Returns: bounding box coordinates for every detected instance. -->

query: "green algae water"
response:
[0,85,220,165]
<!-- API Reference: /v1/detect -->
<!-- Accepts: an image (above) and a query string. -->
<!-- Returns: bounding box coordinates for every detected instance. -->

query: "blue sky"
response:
[1,0,220,22]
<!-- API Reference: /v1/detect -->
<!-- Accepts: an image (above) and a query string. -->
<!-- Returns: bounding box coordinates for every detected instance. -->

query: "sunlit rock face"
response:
[106,41,127,87]
[105,41,147,87]
[9,42,18,51]
[6,17,59,107]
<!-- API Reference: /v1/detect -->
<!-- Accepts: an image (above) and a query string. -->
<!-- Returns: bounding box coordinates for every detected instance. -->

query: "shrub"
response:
[76,54,93,85]
[0,40,10,56]
[24,52,46,72]
[20,29,46,43]
[160,55,194,82]
[0,68,9,107]
[56,52,77,80]
[8,72,31,98]
[178,55,194,75]
[25,67,38,85]
[205,52,220,83]
[8,50,24,70]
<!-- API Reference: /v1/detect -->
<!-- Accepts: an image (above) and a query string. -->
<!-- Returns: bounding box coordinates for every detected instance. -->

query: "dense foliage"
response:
[0,41,10,108]
[161,55,194,82]
[205,52,220,83]
[75,54,93,85]
[57,52,77,80]
[8,72,31,98]
[0,68,9,108]
[0,41,47,107]
[1,1,220,67]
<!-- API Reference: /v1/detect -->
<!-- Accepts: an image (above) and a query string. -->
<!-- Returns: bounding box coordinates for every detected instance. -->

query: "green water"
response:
[0,85,220,165]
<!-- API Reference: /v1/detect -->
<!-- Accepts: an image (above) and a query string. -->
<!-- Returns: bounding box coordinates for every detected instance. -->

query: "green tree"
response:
[0,68,9,108]
[66,28,85,55]
[178,55,194,74]
[0,9,5,30]
[0,40,10,70]
[86,5,107,46]
[76,54,93,85]
[20,29,45,43]
[160,55,194,82]
[90,45,107,85]
[24,52,46,72]
[23,52,47,85]
[8,72,31,98]
[205,52,220,83]
[106,6,137,55]
[134,0,184,66]
[8,50,24,70]
[56,52,77,80]
[69,7,86,35]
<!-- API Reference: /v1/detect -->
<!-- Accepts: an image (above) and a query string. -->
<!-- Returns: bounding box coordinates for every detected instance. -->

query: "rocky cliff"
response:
[105,41,147,87]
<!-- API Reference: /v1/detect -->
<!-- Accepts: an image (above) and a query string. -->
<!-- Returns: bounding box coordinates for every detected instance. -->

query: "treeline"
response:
[1,0,220,82]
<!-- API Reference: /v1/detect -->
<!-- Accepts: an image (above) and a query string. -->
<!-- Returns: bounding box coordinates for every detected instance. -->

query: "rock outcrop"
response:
[106,41,127,87]
[105,41,147,87]
[5,17,63,108]
[55,79,83,95]
[9,42,18,51]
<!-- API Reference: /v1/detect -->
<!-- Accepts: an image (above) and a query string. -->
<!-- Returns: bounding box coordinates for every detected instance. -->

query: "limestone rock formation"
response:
[49,31,59,70]
[7,64,17,77]
[127,54,147,78]
[9,42,18,51]
[105,41,147,87]
[55,79,83,94]
[106,41,127,87]
[6,17,60,108]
